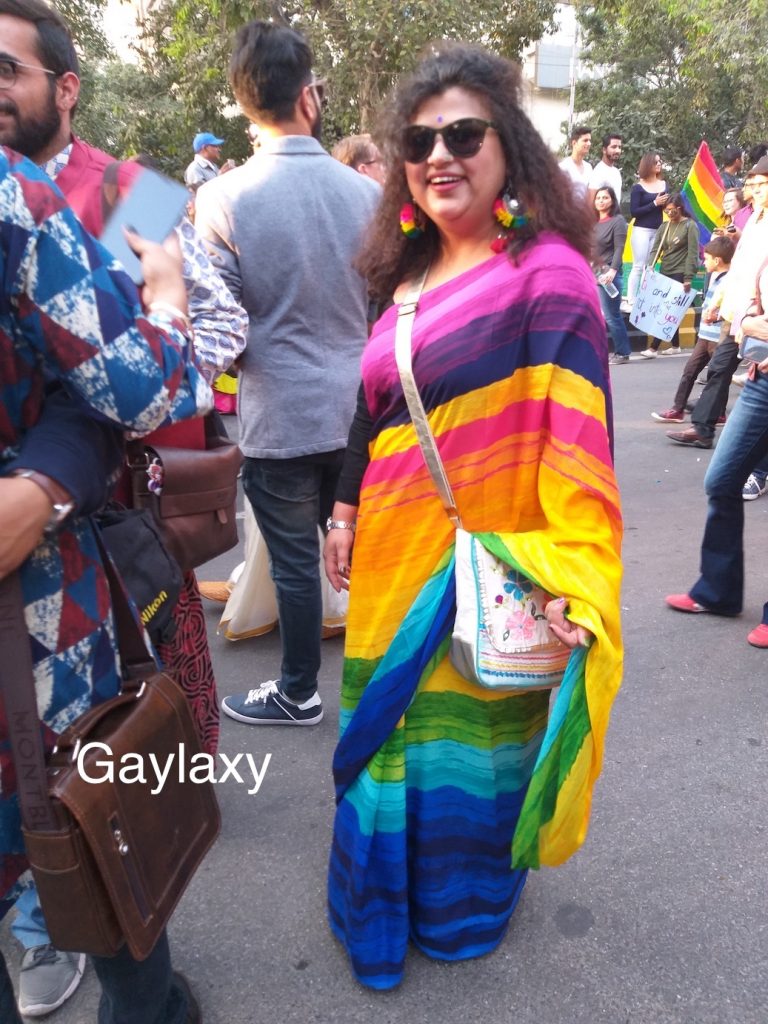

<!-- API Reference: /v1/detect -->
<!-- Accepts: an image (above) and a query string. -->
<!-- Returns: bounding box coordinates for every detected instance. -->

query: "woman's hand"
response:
[324,529,354,592]
[124,229,188,314]
[654,192,669,206]
[0,477,52,580]
[599,268,617,285]
[544,597,593,649]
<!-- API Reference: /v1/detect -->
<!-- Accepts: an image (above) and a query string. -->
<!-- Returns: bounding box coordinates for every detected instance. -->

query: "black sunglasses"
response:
[402,118,497,163]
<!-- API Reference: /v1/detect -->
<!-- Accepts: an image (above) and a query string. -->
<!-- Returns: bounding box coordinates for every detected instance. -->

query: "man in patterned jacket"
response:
[0,0,242,1015]
[0,144,210,1023]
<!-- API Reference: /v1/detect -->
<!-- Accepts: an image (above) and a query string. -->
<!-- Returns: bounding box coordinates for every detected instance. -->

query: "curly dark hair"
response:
[357,42,595,300]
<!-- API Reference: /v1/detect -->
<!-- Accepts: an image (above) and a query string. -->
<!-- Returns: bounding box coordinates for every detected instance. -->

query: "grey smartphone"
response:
[100,167,190,284]
[741,336,768,363]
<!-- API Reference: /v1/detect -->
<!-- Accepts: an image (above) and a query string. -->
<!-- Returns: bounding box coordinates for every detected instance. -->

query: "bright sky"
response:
[102,0,139,60]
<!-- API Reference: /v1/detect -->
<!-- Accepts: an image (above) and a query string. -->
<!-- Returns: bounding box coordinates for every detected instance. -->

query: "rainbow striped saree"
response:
[329,238,623,990]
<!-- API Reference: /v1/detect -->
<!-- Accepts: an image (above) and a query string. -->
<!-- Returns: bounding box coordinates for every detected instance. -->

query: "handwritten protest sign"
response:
[630,267,697,342]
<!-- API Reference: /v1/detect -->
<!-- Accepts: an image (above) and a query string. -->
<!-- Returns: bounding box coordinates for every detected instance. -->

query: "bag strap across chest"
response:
[393,268,462,529]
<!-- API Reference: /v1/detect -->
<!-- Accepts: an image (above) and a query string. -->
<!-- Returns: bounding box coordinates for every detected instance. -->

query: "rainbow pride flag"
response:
[682,141,725,244]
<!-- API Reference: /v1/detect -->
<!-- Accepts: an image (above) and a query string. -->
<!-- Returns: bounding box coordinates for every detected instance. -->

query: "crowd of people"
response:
[0,0,766,1020]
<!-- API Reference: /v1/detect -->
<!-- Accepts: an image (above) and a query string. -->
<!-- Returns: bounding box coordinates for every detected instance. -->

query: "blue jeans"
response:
[690,369,768,625]
[242,451,344,702]
[749,451,768,485]
[598,270,631,356]
[0,930,189,1024]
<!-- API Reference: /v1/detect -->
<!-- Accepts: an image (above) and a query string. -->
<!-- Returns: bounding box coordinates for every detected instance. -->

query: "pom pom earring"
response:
[400,200,423,238]
[491,190,529,252]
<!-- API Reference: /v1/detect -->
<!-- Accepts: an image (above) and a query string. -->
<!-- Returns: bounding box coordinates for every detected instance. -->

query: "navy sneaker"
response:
[743,474,768,501]
[221,680,323,726]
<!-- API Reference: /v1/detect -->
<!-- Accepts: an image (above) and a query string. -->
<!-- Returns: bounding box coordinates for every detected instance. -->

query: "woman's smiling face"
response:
[594,189,613,215]
[404,87,506,244]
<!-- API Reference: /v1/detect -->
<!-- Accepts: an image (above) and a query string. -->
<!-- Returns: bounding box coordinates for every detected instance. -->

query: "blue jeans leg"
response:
[750,450,768,484]
[242,452,343,703]
[598,271,631,356]
[690,371,768,614]
[92,931,189,1024]
[0,952,23,1024]
[11,885,50,949]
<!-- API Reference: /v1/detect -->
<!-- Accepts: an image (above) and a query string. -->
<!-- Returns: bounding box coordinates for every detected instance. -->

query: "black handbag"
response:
[97,506,183,645]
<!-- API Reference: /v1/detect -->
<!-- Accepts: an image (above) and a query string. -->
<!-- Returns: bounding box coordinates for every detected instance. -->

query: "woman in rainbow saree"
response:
[324,43,623,991]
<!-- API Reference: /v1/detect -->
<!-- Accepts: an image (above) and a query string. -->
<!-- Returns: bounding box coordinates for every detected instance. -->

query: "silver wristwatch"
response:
[326,517,356,533]
[12,469,75,536]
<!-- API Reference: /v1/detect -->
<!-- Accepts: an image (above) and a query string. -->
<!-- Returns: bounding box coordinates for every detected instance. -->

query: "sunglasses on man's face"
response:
[402,118,497,164]
[308,78,327,109]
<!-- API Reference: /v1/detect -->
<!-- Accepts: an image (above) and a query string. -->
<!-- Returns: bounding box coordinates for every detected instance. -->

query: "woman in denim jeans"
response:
[665,274,768,648]
[593,186,633,363]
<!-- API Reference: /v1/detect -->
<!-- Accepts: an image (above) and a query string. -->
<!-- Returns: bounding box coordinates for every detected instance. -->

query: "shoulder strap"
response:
[393,268,462,528]
[651,220,671,266]
[0,527,156,833]
[0,572,59,831]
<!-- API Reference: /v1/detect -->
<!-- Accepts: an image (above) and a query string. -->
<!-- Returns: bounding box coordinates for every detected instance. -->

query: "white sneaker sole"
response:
[19,952,86,1017]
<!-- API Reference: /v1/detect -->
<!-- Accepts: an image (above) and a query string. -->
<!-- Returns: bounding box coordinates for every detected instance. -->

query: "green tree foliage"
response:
[123,0,558,177]
[574,0,768,189]
[75,58,193,174]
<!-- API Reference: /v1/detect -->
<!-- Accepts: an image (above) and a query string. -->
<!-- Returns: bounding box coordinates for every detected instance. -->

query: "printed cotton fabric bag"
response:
[450,528,570,690]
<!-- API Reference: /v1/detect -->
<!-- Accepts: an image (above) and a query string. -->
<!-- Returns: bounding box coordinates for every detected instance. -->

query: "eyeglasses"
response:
[401,118,497,164]
[750,179,768,189]
[0,57,58,89]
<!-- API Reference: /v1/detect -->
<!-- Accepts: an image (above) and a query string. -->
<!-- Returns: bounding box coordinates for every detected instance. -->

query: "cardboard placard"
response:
[630,267,697,342]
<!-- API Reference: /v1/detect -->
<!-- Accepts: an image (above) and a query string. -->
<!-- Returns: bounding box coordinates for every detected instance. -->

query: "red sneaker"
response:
[747,623,768,648]
[651,409,685,423]
[716,413,727,426]
[665,593,708,613]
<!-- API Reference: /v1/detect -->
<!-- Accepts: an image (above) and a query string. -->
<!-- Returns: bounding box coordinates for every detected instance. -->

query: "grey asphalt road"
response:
[3,354,767,1024]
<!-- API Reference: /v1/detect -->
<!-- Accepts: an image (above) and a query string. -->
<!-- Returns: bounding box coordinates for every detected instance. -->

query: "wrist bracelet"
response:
[148,301,192,332]
[326,517,356,533]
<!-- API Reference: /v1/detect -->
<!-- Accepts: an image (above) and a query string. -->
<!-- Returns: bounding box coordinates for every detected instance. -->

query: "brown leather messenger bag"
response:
[0,534,220,961]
